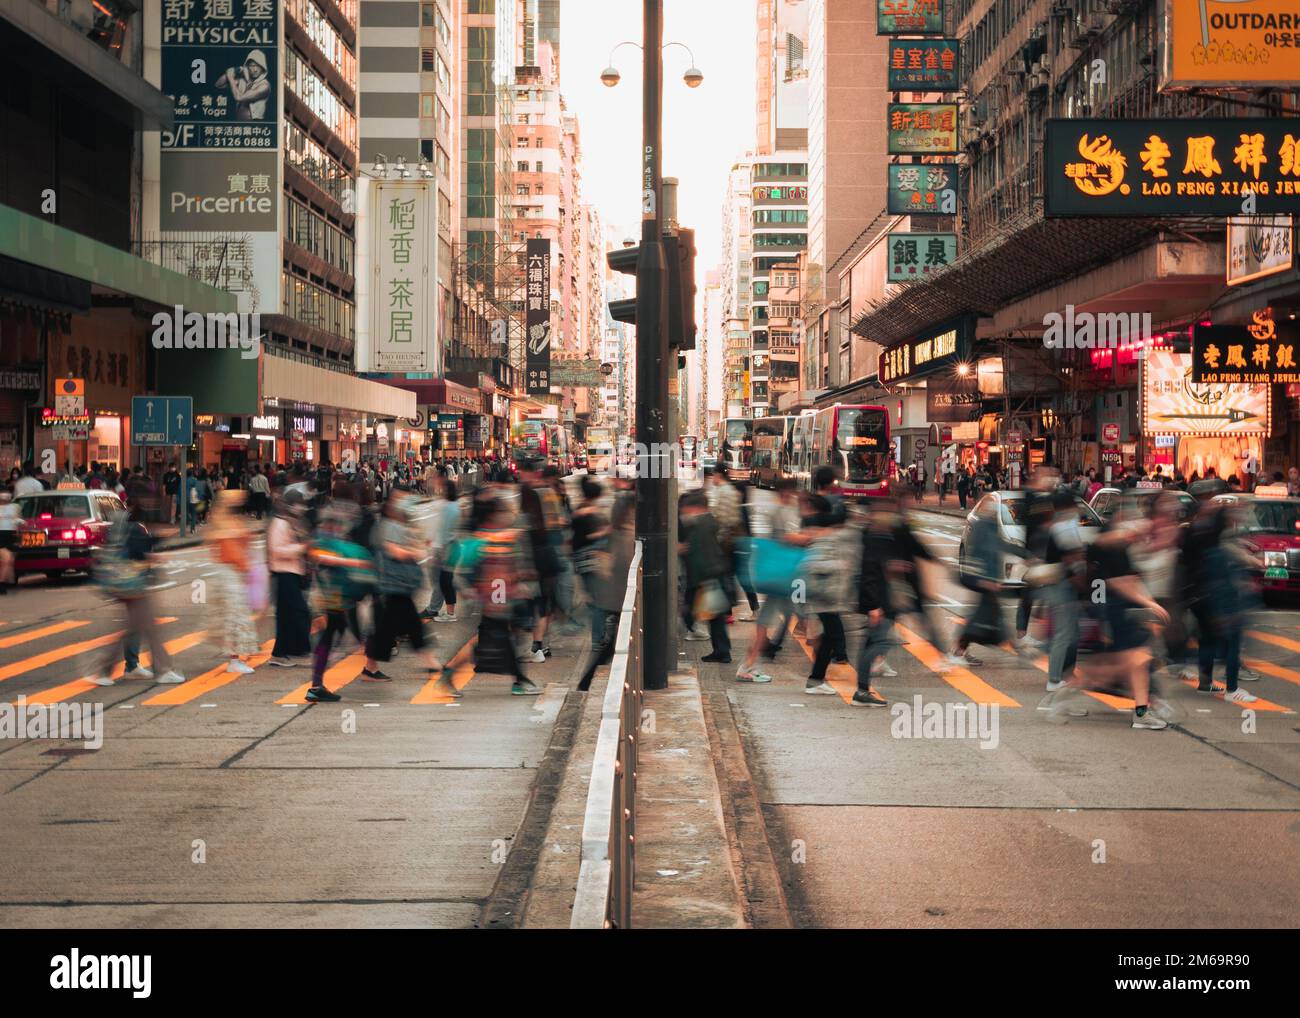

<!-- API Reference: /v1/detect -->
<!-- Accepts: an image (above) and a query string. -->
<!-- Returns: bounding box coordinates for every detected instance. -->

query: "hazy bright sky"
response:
[559,0,757,274]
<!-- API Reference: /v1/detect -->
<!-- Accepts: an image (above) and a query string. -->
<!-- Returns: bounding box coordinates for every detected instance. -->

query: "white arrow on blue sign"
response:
[131,396,193,446]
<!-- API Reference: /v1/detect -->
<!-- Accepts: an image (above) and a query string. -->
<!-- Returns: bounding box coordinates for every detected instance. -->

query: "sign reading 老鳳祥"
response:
[888,104,958,155]
[887,39,959,91]
[370,181,433,372]
[1045,119,1300,216]
[876,0,944,35]
[1227,216,1293,286]
[526,238,553,395]
[1192,310,1300,385]
[887,164,957,215]
[887,232,956,282]
[161,0,277,151]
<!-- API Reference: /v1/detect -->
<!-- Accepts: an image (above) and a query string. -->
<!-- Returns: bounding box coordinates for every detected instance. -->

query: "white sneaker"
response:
[226,659,255,674]
[684,627,710,641]
[1224,688,1258,704]
[156,671,186,684]
[434,611,457,623]
[1044,679,1066,692]
[1237,668,1259,682]
[89,676,115,687]
[1132,711,1169,730]
[946,653,972,667]
[124,666,154,680]
[870,660,898,678]
[804,681,838,695]
[528,649,546,663]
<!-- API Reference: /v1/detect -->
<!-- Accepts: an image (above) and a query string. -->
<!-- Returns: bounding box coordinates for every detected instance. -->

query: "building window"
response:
[534,161,543,172]
[534,183,543,194]
[535,137,543,148]
[420,2,435,27]
[420,93,435,118]
[420,48,435,72]
[517,113,529,124]
[420,139,434,161]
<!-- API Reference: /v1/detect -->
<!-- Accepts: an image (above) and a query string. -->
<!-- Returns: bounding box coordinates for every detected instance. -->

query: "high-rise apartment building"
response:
[756,0,809,155]
[804,0,887,388]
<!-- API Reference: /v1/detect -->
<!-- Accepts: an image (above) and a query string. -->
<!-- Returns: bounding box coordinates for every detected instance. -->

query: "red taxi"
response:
[14,489,126,579]
[1212,485,1300,600]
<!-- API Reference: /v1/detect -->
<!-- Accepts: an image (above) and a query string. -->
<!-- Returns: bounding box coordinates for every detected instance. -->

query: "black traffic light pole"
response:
[637,0,670,692]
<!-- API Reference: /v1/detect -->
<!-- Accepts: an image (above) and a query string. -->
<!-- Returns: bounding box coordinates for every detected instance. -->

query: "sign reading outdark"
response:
[877,0,944,35]
[887,39,959,91]
[1045,118,1300,217]
[526,238,552,395]
[1192,312,1300,385]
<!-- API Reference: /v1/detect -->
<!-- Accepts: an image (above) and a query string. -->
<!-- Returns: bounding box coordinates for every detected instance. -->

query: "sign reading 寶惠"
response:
[887,163,958,215]
[1045,118,1300,216]
[887,104,959,155]
[877,0,944,35]
[526,238,552,395]
[1227,215,1294,286]
[887,39,959,91]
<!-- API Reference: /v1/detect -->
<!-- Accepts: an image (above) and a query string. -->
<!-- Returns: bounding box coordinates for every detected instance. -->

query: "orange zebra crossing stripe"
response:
[0,620,91,649]
[23,630,209,705]
[0,618,178,685]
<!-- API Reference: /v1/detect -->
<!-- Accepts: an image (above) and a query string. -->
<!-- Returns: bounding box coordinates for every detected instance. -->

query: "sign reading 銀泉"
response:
[526,238,553,395]
[877,0,944,35]
[1163,0,1300,90]
[371,181,433,372]
[887,39,959,91]
[887,104,959,155]
[886,232,957,282]
[161,0,278,151]
[1045,119,1300,216]
[1192,310,1300,385]
[1227,215,1294,286]
[887,163,958,215]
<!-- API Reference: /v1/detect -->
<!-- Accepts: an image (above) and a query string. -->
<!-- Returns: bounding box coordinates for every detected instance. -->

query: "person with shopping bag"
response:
[204,489,262,674]
[734,478,805,682]
[267,489,312,667]
[679,491,731,663]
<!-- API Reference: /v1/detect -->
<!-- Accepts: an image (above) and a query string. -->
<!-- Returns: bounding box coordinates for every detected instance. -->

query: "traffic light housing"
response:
[664,227,696,351]
[604,230,696,349]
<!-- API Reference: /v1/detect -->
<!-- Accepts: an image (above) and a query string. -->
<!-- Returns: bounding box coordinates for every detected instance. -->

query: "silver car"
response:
[958,490,1104,589]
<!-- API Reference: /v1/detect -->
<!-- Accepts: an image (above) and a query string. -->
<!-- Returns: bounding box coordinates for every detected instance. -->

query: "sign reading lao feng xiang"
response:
[526,238,553,395]
[1192,310,1300,385]
[161,0,278,151]
[1045,118,1300,216]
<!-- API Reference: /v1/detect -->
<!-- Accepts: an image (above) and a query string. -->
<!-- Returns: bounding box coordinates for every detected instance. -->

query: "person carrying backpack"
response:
[91,500,185,686]
[306,495,374,702]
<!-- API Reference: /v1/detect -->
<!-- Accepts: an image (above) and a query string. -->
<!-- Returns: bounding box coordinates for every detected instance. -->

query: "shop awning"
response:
[264,355,416,420]
[373,377,483,414]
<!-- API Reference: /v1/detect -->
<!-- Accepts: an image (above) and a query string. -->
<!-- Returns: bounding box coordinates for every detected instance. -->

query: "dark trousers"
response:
[367,594,427,661]
[439,569,457,606]
[312,611,349,688]
[271,572,311,658]
[578,609,618,691]
[1016,586,1036,635]
[809,612,846,681]
[1193,603,1241,691]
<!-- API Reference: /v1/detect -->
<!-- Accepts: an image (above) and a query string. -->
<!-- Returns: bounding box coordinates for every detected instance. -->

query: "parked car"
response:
[14,489,127,579]
[958,490,1103,590]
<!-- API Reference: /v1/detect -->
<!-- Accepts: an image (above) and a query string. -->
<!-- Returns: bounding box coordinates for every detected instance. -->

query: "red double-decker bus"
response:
[790,404,892,498]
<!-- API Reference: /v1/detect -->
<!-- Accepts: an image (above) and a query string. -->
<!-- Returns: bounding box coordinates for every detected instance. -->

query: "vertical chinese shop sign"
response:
[526,238,553,395]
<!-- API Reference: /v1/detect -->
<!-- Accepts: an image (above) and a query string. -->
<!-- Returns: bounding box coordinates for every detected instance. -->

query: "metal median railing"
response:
[570,540,644,929]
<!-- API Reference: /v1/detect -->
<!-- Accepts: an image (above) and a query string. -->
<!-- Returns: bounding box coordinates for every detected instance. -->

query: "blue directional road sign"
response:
[131,396,193,446]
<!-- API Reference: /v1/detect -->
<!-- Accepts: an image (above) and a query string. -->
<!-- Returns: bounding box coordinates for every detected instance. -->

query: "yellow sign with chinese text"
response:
[1165,0,1300,88]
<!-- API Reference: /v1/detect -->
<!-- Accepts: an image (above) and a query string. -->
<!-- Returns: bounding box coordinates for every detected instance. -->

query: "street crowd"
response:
[680,463,1275,731]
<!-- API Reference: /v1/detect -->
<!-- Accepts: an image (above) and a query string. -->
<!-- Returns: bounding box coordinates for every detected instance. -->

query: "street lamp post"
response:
[637,0,670,692]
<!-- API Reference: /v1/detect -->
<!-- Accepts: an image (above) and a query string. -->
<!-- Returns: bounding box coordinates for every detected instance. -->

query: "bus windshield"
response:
[836,408,888,483]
